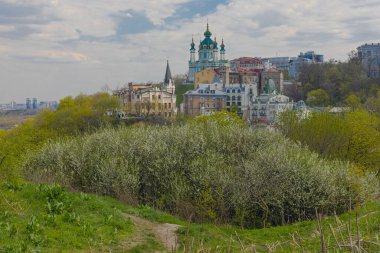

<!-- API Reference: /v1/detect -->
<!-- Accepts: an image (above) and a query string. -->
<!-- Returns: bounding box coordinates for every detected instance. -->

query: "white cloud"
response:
[1,0,380,103]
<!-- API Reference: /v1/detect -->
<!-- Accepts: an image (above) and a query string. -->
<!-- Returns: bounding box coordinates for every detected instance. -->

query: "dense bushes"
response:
[278,110,380,174]
[24,123,377,228]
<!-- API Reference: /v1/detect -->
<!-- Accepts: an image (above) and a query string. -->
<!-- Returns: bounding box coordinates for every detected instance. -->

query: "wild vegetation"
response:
[1,87,379,251]
[278,110,380,175]
[24,113,378,229]
[0,93,120,181]
[2,181,379,252]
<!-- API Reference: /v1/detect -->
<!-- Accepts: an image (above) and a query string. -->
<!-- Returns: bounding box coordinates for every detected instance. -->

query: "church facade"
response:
[114,61,176,117]
[187,24,229,84]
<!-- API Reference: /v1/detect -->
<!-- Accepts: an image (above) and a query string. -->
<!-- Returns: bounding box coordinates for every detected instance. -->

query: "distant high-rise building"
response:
[357,43,380,78]
[262,51,324,79]
[289,51,324,79]
[26,98,31,110]
[302,51,324,63]
[32,98,38,109]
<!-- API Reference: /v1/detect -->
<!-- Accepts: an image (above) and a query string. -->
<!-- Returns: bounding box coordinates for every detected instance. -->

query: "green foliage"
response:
[0,92,121,181]
[278,110,380,173]
[24,124,377,228]
[175,84,194,107]
[192,111,247,128]
[294,59,380,109]
[306,88,330,106]
[177,201,380,252]
[344,94,361,110]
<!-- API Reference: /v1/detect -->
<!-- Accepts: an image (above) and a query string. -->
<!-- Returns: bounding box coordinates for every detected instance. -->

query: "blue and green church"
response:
[187,23,229,84]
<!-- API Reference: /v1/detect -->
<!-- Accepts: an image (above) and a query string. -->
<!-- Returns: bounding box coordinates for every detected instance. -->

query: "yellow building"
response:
[194,68,219,89]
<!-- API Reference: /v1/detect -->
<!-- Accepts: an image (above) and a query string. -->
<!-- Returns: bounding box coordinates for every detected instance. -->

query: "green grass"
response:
[176,84,194,106]
[123,200,380,252]
[1,181,379,252]
[0,182,162,252]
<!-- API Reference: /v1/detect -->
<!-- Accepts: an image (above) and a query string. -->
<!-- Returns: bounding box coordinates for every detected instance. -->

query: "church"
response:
[187,23,229,84]
[114,61,177,117]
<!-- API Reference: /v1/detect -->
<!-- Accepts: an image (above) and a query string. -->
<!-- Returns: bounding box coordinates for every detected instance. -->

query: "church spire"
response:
[220,38,225,51]
[164,60,173,86]
[190,36,195,50]
[204,22,212,38]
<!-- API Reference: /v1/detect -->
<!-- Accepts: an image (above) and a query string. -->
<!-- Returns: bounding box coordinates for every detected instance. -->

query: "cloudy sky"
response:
[1,0,380,103]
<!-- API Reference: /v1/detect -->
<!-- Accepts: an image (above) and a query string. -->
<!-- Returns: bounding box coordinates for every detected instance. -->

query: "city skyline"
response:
[1,0,380,103]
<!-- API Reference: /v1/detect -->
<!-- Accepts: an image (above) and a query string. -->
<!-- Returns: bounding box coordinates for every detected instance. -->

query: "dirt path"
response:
[123,213,181,252]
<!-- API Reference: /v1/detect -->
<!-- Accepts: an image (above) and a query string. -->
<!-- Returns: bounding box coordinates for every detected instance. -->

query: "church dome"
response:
[199,23,218,50]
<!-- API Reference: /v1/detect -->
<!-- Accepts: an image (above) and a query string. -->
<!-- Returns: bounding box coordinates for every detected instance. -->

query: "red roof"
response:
[231,57,263,65]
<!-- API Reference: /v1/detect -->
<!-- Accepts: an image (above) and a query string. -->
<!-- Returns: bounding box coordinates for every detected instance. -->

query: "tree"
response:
[344,94,361,110]
[306,89,330,107]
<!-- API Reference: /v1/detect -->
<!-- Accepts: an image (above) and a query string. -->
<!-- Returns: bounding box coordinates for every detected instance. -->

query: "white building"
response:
[250,93,294,123]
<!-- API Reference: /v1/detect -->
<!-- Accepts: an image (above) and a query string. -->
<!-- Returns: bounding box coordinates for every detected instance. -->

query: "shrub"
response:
[24,124,377,228]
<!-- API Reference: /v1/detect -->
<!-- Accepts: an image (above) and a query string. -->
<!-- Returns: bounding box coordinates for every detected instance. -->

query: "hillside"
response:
[1,182,379,252]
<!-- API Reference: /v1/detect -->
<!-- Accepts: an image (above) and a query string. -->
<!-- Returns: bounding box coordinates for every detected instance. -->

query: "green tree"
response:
[344,94,361,110]
[306,89,330,107]
[193,111,246,128]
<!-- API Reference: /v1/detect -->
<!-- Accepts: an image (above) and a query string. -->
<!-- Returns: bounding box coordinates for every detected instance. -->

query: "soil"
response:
[123,213,181,252]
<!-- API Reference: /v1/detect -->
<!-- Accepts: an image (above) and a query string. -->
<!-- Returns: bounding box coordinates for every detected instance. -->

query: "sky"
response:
[1,0,380,103]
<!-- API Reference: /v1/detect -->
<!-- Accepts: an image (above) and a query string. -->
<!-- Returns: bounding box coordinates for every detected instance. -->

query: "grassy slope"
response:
[0,183,163,253]
[1,182,379,252]
[127,202,380,252]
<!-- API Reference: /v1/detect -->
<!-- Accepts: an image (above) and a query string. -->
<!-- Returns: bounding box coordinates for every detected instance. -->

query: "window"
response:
[158,95,161,99]
[226,96,230,101]
[168,103,171,108]
[232,96,236,101]
[237,96,241,101]
[164,103,167,108]
[226,102,230,106]
[237,102,241,106]
[137,95,140,99]
[232,89,236,93]
[227,89,230,93]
